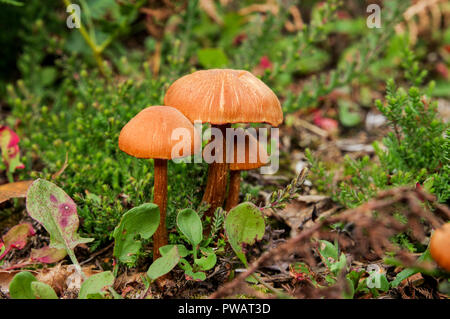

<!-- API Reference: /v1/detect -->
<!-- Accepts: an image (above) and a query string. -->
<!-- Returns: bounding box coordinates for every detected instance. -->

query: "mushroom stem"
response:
[153,158,168,260]
[225,170,241,211]
[202,124,230,218]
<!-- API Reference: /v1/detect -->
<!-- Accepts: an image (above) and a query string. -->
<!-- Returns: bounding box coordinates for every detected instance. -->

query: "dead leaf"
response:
[0,180,33,204]
[265,195,335,236]
[31,246,67,264]
[0,223,35,260]
[51,152,68,180]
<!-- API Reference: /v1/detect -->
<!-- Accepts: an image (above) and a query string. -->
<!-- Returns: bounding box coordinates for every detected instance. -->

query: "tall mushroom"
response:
[118,106,200,260]
[225,129,269,211]
[164,69,282,217]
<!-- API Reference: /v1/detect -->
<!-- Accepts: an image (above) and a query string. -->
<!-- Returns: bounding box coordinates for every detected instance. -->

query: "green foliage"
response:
[224,202,265,267]
[112,203,160,265]
[177,208,203,247]
[9,271,39,299]
[78,271,115,299]
[308,47,449,207]
[147,246,180,281]
[315,240,391,298]
[8,64,206,248]
[9,271,59,299]
[31,282,58,299]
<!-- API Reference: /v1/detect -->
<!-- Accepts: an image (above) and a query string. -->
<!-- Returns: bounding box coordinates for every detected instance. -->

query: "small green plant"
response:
[112,203,160,267]
[148,208,219,281]
[26,179,93,277]
[9,271,58,299]
[291,240,391,299]
[308,47,449,207]
[9,179,121,299]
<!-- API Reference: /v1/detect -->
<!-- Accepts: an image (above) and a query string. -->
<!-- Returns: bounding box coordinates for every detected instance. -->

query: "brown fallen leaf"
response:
[0,180,34,204]
[264,195,337,237]
[400,272,425,288]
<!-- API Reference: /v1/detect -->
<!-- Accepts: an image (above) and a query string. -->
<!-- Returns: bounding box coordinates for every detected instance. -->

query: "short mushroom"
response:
[164,69,282,217]
[225,129,268,211]
[430,223,450,271]
[118,106,200,260]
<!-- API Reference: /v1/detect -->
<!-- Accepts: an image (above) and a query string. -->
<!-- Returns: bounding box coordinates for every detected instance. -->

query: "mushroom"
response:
[164,69,282,217]
[430,223,450,271]
[118,106,200,260]
[225,129,269,211]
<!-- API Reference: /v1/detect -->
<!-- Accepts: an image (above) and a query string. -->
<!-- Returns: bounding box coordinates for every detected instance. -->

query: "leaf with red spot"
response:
[30,246,67,264]
[26,179,93,253]
[0,126,24,173]
[0,223,35,260]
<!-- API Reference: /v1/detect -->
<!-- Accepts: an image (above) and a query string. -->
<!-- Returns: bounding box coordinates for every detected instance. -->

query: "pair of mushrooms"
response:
[119,69,282,260]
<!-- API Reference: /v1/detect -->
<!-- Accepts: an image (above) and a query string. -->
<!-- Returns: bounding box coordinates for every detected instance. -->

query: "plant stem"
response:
[252,274,291,299]
[153,159,168,260]
[66,247,86,280]
[62,0,106,76]
[202,124,230,218]
[225,170,241,211]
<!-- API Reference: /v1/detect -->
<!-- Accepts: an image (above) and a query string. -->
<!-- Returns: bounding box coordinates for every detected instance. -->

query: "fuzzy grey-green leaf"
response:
[26,179,93,252]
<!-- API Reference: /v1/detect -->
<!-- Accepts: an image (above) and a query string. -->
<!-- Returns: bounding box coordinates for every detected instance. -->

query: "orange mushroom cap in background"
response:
[118,106,201,159]
[228,129,269,171]
[164,69,283,126]
[430,223,450,271]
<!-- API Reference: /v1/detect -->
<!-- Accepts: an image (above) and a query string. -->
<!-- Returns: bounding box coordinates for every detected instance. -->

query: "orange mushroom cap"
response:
[227,129,269,171]
[164,69,283,126]
[430,223,450,271]
[118,106,200,159]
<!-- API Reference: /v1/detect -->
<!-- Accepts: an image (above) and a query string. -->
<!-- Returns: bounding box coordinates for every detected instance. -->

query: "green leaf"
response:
[9,271,37,299]
[147,246,180,280]
[26,179,94,253]
[185,269,206,281]
[160,244,189,258]
[31,282,58,299]
[194,247,217,271]
[113,203,160,264]
[177,208,202,246]
[224,202,265,266]
[390,249,432,287]
[318,240,339,262]
[330,252,347,276]
[78,271,115,299]
[343,277,355,299]
[338,100,361,127]
[0,0,24,6]
[197,48,228,68]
